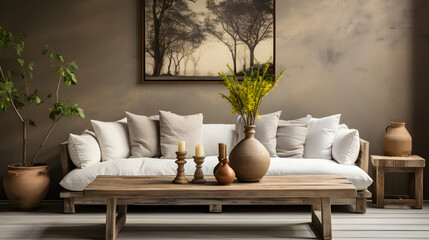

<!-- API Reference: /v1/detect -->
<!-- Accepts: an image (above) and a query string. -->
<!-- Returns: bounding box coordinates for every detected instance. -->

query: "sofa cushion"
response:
[276,115,311,158]
[68,130,101,168]
[304,114,340,159]
[202,124,237,156]
[126,112,161,158]
[159,110,203,158]
[332,125,360,165]
[91,119,130,161]
[236,111,282,157]
[59,156,372,192]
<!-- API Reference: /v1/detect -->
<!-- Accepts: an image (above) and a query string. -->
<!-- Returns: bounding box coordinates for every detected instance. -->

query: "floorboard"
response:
[0,201,428,239]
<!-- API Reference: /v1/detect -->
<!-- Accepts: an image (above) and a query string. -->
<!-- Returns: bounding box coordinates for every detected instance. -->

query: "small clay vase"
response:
[215,158,235,185]
[384,122,412,157]
[213,158,222,176]
[229,125,270,182]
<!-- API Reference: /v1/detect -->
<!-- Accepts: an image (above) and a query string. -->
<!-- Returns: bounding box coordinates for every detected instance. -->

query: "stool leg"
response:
[376,167,385,208]
[414,168,423,209]
[409,172,415,199]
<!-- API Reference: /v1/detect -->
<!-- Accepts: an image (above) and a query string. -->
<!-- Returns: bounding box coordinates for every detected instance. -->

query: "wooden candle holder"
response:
[191,156,206,184]
[173,151,189,184]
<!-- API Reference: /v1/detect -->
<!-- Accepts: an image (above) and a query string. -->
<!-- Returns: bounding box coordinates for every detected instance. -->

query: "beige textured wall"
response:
[0,0,428,200]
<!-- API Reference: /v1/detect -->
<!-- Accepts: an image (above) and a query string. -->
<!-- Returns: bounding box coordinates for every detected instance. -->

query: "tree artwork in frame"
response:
[143,0,275,82]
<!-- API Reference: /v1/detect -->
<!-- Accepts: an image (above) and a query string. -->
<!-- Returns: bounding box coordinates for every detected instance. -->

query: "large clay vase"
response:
[229,125,270,182]
[3,163,50,209]
[384,122,412,157]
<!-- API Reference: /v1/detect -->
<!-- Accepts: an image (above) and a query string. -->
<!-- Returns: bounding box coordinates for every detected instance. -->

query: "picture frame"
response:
[142,0,275,82]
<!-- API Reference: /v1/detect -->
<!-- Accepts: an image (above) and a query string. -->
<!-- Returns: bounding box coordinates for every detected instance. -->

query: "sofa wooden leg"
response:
[64,198,76,214]
[209,204,222,213]
[356,197,367,213]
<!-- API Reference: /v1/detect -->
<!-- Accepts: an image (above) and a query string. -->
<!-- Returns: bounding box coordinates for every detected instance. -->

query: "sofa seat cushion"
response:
[59,157,372,192]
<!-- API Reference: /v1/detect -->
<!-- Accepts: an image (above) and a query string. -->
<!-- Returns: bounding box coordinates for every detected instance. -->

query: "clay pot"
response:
[213,159,221,176]
[3,163,50,209]
[384,122,412,157]
[229,125,270,182]
[215,159,235,185]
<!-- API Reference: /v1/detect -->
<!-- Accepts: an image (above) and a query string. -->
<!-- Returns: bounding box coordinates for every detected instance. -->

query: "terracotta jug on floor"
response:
[384,122,412,157]
[3,163,50,209]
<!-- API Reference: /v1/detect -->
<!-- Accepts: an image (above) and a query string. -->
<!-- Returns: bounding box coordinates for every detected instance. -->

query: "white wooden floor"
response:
[0,201,429,239]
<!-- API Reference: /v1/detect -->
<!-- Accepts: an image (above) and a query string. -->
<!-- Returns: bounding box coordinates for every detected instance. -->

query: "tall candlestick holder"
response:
[173,151,189,184]
[191,156,206,184]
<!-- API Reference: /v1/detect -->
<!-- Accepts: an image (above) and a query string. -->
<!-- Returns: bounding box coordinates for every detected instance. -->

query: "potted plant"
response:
[219,57,285,182]
[0,26,84,209]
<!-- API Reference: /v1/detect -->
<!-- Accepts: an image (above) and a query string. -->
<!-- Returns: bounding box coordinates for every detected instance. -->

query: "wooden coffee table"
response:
[84,175,356,240]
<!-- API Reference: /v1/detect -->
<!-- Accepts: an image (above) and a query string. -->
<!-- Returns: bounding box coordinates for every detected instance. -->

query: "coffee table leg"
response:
[106,198,127,240]
[311,198,332,240]
[106,198,117,240]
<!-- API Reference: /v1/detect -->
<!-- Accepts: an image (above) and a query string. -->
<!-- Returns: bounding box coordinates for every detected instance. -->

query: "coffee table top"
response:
[83,175,356,199]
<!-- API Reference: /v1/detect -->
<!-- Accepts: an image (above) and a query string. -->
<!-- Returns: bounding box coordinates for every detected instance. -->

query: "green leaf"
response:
[28,61,35,70]
[69,61,78,70]
[47,93,52,98]
[49,111,57,121]
[49,53,54,61]
[42,49,48,55]
[76,107,85,118]
[56,54,64,62]
[28,120,36,127]
[29,72,33,79]
[17,58,24,66]
[35,96,41,104]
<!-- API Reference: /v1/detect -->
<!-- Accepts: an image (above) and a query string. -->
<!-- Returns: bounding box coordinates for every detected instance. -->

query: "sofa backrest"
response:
[202,124,237,156]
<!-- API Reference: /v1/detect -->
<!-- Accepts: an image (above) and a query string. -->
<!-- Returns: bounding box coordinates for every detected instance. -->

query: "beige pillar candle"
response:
[195,144,204,157]
[178,141,186,152]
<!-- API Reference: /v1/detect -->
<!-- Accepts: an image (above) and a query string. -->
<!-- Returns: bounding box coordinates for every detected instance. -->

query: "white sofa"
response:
[59,123,372,214]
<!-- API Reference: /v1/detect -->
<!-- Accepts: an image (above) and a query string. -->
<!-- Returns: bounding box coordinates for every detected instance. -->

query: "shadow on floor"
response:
[40,223,317,239]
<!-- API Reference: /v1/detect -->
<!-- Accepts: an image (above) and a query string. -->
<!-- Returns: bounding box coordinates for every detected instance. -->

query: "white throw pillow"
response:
[159,111,203,158]
[126,112,161,158]
[91,119,130,161]
[304,114,341,159]
[236,111,282,157]
[202,124,237,156]
[332,127,360,165]
[276,115,311,158]
[68,130,101,168]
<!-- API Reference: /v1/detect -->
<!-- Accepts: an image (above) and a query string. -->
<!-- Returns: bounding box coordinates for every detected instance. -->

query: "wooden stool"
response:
[371,155,425,209]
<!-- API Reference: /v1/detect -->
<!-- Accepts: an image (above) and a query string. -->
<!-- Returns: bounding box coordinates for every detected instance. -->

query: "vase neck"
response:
[390,122,405,128]
[244,125,256,139]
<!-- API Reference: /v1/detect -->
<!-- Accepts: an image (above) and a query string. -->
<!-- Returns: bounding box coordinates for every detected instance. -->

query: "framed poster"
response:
[143,0,275,82]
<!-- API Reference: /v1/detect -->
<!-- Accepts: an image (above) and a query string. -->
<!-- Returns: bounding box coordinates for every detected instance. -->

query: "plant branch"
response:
[56,70,62,102]
[0,66,25,123]
[1,65,27,165]
[30,115,62,165]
